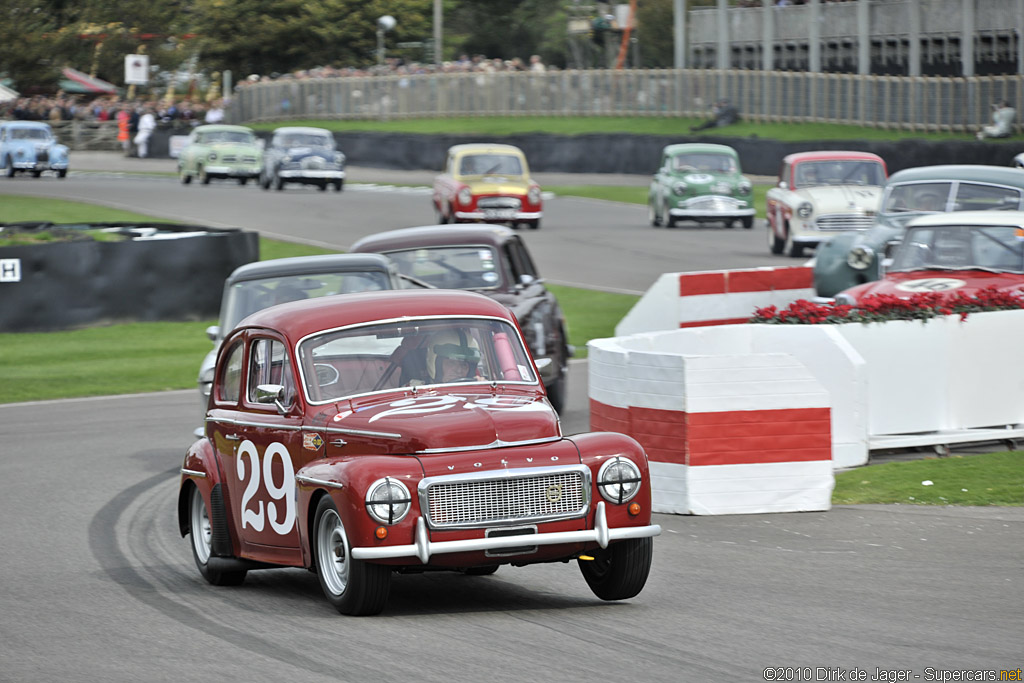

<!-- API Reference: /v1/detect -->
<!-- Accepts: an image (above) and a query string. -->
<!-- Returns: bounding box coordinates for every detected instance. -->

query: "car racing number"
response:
[236,440,296,535]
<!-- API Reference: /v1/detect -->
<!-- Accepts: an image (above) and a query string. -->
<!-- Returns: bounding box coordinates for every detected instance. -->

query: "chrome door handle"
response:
[225,433,241,441]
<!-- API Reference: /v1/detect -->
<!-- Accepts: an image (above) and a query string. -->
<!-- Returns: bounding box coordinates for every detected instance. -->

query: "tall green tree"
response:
[446,0,567,67]
[191,0,433,77]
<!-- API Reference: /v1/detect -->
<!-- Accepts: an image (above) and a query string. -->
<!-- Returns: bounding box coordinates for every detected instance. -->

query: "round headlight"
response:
[527,186,541,204]
[457,187,473,205]
[336,152,346,164]
[208,152,217,161]
[596,456,642,504]
[673,182,688,196]
[834,293,857,306]
[797,202,813,218]
[738,180,752,195]
[847,245,875,270]
[365,477,411,525]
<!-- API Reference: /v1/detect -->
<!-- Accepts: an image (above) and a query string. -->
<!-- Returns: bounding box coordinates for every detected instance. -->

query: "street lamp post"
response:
[377,15,396,67]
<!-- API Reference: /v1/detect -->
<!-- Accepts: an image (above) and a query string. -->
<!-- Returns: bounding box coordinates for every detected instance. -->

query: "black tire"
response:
[260,173,270,190]
[768,220,785,255]
[545,373,566,414]
[741,215,754,229]
[334,180,344,192]
[313,496,391,616]
[786,223,804,258]
[579,537,653,601]
[649,200,662,227]
[527,219,540,230]
[238,177,248,186]
[464,565,499,576]
[199,165,211,185]
[180,168,192,185]
[435,203,449,224]
[275,174,285,191]
[664,201,677,228]
[4,157,14,178]
[31,170,42,178]
[318,181,328,191]
[56,169,67,179]
[188,486,247,586]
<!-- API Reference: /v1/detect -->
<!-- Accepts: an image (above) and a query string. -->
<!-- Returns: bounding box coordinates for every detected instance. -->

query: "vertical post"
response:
[434,0,443,66]
[762,0,774,121]
[963,0,976,129]
[674,0,687,69]
[908,0,921,77]
[857,0,870,76]
[808,0,821,73]
[1018,0,1024,76]
[716,0,729,71]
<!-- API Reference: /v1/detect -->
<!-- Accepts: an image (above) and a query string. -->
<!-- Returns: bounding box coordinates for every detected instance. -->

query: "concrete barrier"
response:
[589,326,839,515]
[616,266,815,336]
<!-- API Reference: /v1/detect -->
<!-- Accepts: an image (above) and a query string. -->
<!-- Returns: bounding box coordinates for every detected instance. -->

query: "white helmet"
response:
[426,329,481,382]
[1013,152,1024,170]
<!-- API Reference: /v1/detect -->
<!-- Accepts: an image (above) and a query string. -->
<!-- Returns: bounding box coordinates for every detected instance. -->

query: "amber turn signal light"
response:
[628,502,641,516]
[375,526,388,540]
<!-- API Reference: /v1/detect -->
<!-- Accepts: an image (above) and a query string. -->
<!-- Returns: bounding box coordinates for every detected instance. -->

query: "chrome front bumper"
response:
[351,501,661,564]
[279,170,345,179]
[454,210,542,221]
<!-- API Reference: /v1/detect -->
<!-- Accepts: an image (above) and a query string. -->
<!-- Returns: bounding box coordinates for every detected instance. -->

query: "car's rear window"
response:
[383,247,503,290]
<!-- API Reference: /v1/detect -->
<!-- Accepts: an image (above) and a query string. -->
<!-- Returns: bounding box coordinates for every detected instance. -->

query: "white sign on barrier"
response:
[0,258,21,282]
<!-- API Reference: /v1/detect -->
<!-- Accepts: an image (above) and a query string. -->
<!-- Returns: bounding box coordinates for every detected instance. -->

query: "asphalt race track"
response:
[1,167,1022,681]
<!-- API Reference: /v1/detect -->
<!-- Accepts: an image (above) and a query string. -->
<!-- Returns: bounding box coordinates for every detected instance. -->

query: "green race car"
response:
[178,124,263,186]
[648,143,754,229]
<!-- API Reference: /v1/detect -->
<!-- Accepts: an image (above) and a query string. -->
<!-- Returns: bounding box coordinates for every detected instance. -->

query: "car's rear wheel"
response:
[189,486,247,586]
[579,537,653,601]
[313,496,390,616]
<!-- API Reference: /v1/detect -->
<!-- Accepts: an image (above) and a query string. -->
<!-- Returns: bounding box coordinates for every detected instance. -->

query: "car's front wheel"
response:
[768,219,785,255]
[741,215,754,229]
[188,486,247,586]
[4,157,14,178]
[579,537,653,601]
[313,496,391,616]
[664,201,677,228]
[180,167,192,184]
[649,199,662,227]
[238,177,248,186]
[56,168,67,179]
[199,165,211,185]
[785,221,804,258]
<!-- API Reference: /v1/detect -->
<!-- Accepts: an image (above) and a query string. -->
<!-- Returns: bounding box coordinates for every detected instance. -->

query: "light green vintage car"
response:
[178,124,263,186]
[648,143,754,229]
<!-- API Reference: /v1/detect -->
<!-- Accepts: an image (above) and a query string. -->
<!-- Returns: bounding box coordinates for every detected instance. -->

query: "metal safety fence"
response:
[228,68,1024,134]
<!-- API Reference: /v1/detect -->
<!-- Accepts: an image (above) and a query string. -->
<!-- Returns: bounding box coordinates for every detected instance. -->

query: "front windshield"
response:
[883,181,1023,214]
[794,160,886,188]
[458,154,523,176]
[383,247,503,290]
[890,224,1024,272]
[11,128,51,141]
[277,133,333,149]
[671,153,736,174]
[221,271,392,333]
[200,130,256,144]
[299,317,537,403]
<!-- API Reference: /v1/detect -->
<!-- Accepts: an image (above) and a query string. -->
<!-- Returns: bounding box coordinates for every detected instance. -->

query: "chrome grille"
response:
[477,196,521,210]
[301,156,326,169]
[420,465,590,529]
[815,213,874,231]
[221,155,238,162]
[684,196,739,210]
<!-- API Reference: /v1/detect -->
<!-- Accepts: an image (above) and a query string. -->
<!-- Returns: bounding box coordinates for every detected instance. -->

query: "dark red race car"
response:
[179,289,660,615]
[834,211,1024,305]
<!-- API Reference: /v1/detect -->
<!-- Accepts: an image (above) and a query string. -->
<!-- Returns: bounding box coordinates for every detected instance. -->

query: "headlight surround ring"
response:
[365,477,412,525]
[457,187,473,206]
[673,182,688,196]
[596,456,642,505]
[846,245,875,271]
[796,202,813,218]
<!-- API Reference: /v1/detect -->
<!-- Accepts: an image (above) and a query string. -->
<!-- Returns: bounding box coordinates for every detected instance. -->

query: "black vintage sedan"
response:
[350,225,572,412]
[260,126,346,192]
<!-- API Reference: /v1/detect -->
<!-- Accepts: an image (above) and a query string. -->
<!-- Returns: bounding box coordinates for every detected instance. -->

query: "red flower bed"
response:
[749,287,1024,325]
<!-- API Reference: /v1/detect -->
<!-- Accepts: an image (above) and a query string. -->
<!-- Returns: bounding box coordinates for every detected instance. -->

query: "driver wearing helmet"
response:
[408,329,482,386]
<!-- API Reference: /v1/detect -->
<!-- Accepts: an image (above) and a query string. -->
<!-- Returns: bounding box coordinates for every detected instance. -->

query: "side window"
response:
[511,238,538,279]
[218,342,244,403]
[247,338,293,404]
[780,163,791,185]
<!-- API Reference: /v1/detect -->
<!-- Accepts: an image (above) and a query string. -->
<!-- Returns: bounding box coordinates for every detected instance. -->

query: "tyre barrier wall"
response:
[588,328,836,516]
[147,128,1019,177]
[615,266,815,336]
[0,226,259,332]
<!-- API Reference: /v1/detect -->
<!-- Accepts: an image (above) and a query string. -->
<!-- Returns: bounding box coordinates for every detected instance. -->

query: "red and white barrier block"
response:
[589,330,834,515]
[616,266,814,337]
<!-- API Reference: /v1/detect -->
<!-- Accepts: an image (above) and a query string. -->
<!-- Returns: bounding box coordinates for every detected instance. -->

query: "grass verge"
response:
[833,452,1024,506]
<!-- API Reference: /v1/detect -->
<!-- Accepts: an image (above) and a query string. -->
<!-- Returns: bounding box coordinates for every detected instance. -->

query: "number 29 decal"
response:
[236,440,296,535]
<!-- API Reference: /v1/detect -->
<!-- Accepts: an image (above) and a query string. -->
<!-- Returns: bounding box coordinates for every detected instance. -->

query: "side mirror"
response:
[518,274,537,288]
[779,181,788,190]
[206,325,220,342]
[255,383,292,415]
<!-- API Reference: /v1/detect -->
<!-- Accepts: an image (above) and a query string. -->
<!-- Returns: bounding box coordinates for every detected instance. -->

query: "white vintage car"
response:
[765,151,888,257]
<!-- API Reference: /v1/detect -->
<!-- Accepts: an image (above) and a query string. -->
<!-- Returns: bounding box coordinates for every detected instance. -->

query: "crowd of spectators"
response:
[234,53,549,87]
[0,94,220,127]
